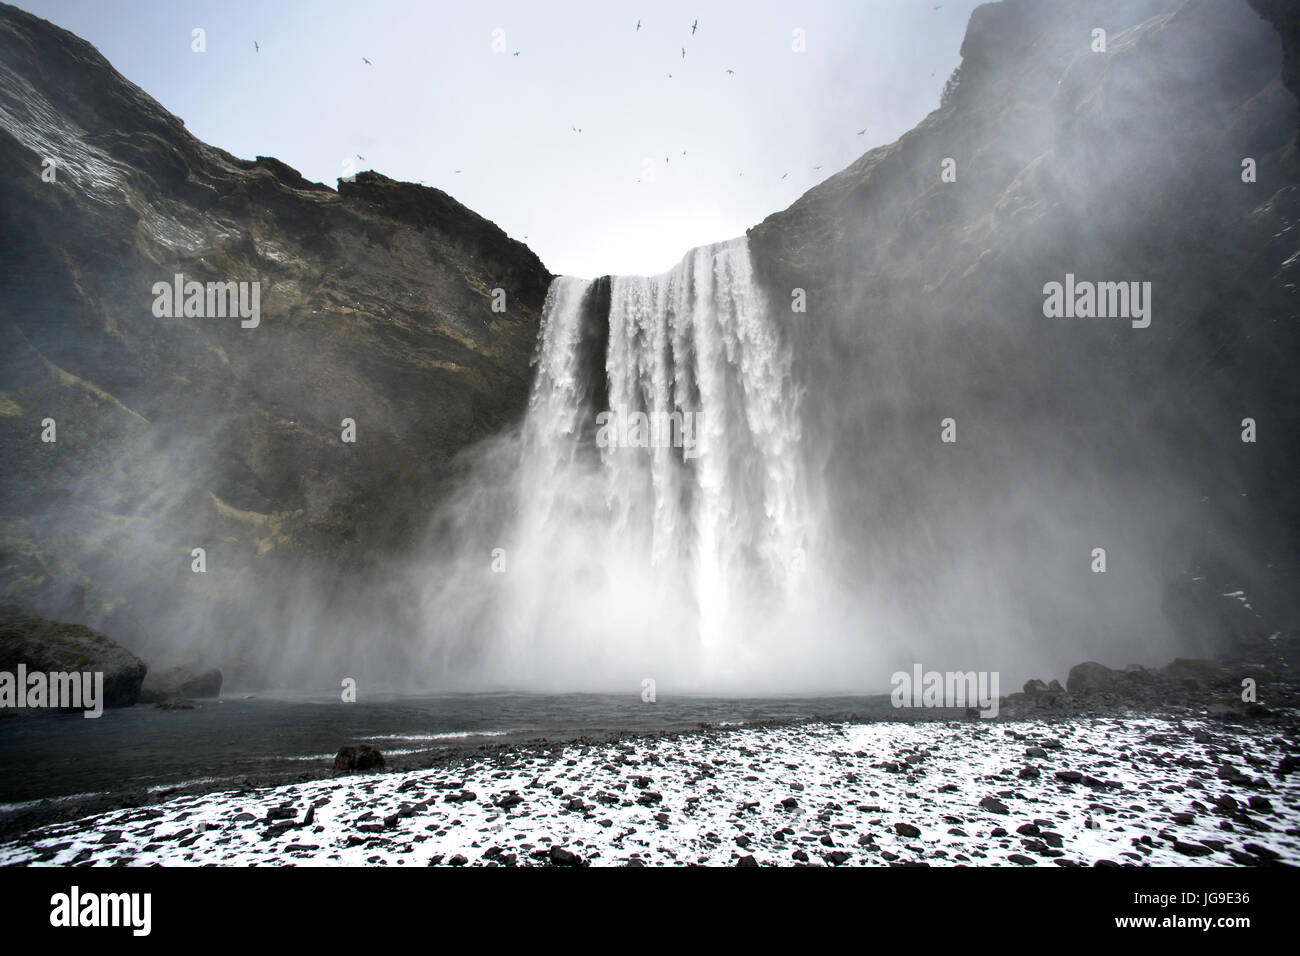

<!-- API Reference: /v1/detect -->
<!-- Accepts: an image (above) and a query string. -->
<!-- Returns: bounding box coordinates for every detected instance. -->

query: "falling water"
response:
[420,238,826,692]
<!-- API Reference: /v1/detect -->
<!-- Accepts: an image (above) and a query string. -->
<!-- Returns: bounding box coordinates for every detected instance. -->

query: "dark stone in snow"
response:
[549,845,583,866]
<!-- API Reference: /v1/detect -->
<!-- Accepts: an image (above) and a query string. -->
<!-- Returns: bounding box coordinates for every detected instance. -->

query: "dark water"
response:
[0,692,894,806]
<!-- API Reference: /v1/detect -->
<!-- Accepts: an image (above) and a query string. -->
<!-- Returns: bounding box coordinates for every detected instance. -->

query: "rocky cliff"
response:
[748,0,1300,667]
[0,3,551,673]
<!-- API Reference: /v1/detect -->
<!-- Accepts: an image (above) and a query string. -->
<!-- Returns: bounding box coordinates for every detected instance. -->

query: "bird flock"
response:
[244,12,964,191]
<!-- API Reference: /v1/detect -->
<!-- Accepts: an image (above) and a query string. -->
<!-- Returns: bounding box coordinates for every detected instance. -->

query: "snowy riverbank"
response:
[2,714,1296,867]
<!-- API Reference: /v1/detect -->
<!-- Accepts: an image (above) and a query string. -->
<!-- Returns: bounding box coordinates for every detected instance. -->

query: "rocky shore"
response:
[1000,631,1300,720]
[1,710,1295,867]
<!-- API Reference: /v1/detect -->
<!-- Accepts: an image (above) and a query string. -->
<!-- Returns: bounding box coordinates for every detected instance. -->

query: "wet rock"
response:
[1066,662,1117,696]
[333,745,385,774]
[140,664,223,702]
[0,614,147,711]
[549,845,583,867]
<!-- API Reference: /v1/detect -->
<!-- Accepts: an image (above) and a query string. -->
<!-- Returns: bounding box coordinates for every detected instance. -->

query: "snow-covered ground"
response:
[2,715,1296,867]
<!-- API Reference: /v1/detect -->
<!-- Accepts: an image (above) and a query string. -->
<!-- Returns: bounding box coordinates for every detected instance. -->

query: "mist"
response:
[3,0,1296,701]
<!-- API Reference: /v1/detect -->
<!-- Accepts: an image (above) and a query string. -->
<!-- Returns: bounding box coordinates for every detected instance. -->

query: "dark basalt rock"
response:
[0,612,146,712]
[980,797,1009,815]
[1066,662,1116,697]
[333,744,385,774]
[140,664,222,701]
[548,845,583,867]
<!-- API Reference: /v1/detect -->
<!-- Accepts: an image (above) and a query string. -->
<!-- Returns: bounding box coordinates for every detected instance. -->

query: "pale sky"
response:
[15,0,982,277]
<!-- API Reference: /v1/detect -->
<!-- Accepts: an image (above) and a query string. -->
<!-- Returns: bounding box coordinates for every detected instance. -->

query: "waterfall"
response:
[424,237,817,691]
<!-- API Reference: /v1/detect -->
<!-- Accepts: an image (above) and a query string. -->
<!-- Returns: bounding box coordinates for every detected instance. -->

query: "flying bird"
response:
[857,127,867,135]
[513,51,520,56]
[362,57,372,65]
[356,153,365,161]
[691,19,698,34]
[636,20,641,31]
[725,69,735,75]
[781,172,788,179]
[814,165,823,170]
[681,47,686,59]
[254,41,259,53]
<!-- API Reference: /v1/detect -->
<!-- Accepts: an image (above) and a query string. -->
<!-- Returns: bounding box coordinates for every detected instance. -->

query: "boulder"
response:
[1066,661,1117,696]
[0,612,146,712]
[333,744,385,773]
[548,845,583,867]
[140,664,223,701]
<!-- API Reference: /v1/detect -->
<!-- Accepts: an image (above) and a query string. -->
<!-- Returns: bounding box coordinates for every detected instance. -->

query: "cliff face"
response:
[1248,0,1299,134]
[748,0,1300,663]
[0,3,551,665]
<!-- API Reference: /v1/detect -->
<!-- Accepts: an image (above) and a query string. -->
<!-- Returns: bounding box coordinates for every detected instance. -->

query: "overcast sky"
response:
[17,0,982,277]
